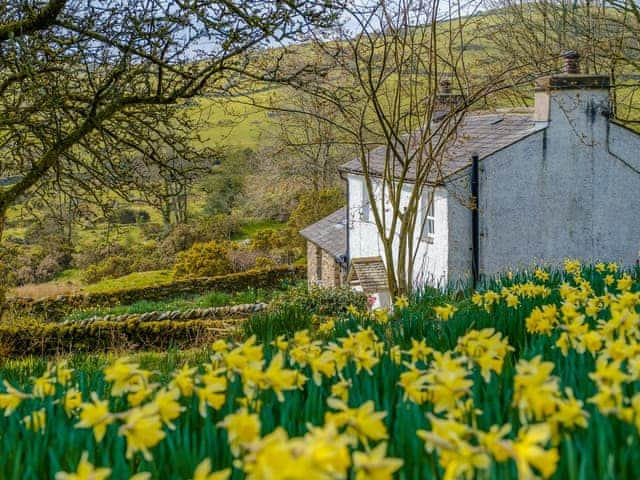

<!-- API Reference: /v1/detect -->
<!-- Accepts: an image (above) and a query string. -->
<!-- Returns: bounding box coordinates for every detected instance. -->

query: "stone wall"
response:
[11,265,305,320]
[306,242,342,287]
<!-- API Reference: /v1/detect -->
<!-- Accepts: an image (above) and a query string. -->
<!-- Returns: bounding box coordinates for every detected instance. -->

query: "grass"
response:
[82,270,174,294]
[9,281,81,299]
[234,218,287,240]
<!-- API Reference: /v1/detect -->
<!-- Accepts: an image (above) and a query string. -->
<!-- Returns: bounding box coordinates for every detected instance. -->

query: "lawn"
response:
[1,261,639,479]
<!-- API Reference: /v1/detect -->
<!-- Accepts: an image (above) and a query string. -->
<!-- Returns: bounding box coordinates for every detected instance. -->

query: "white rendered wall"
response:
[347,173,449,289]
[478,88,640,274]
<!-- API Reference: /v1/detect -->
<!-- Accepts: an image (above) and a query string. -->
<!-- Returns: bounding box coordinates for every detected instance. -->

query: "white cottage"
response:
[305,52,640,290]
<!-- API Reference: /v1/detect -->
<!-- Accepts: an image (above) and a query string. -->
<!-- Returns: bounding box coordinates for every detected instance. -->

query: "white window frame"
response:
[420,191,435,242]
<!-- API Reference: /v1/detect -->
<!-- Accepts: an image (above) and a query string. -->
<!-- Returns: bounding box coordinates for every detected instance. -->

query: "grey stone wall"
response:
[306,241,342,287]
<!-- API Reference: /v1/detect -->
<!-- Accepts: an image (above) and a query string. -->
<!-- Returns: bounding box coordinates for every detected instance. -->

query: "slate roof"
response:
[339,112,546,182]
[299,207,346,260]
[347,257,389,293]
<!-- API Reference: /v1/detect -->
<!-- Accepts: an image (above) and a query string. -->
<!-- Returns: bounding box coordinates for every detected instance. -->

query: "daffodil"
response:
[170,364,197,397]
[23,408,46,433]
[76,392,114,442]
[104,357,150,397]
[353,442,403,480]
[394,295,409,309]
[325,399,387,446]
[118,403,166,461]
[64,387,83,417]
[192,459,230,480]
[511,424,559,480]
[433,304,457,321]
[219,409,261,456]
[154,387,184,429]
[0,381,29,416]
[55,452,111,480]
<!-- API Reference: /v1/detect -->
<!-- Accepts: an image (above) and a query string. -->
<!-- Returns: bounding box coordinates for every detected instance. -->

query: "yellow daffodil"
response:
[170,364,197,397]
[63,387,83,417]
[353,442,403,480]
[118,403,166,461]
[0,381,29,416]
[54,452,111,480]
[23,408,46,433]
[219,409,261,456]
[154,387,184,429]
[433,304,457,321]
[76,392,114,442]
[192,459,230,480]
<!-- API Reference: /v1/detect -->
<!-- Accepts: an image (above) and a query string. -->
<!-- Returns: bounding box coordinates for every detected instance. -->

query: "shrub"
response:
[73,242,129,270]
[251,228,301,263]
[227,245,261,272]
[83,255,132,284]
[203,173,243,215]
[270,285,367,316]
[173,241,233,278]
[199,213,242,241]
[108,207,150,225]
[34,253,68,282]
[141,222,165,240]
[158,223,202,257]
[0,318,229,357]
[287,188,344,231]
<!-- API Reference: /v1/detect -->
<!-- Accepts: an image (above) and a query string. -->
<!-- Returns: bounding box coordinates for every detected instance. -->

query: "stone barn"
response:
[300,207,347,287]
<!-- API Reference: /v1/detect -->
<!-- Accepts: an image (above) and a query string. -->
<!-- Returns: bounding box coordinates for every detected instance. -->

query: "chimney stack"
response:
[434,79,463,121]
[562,50,580,74]
[533,50,610,123]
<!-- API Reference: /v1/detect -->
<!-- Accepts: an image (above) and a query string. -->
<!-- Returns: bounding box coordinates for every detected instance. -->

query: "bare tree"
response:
[0,0,337,235]
[484,0,640,122]
[260,92,354,192]
[235,0,536,295]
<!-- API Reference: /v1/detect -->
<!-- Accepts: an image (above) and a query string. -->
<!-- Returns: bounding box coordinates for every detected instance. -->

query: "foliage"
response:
[173,241,233,279]
[249,227,302,264]
[82,271,175,294]
[107,208,151,225]
[0,0,337,226]
[202,149,250,215]
[287,188,344,232]
[82,256,133,284]
[0,319,226,357]
[269,285,367,316]
[0,262,638,479]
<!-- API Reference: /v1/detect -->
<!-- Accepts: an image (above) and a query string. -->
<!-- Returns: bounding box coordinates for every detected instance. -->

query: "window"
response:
[315,246,323,284]
[421,191,435,241]
[360,179,371,222]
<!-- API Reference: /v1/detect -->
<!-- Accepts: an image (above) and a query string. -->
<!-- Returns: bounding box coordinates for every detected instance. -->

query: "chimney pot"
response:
[562,50,580,74]
[439,79,451,94]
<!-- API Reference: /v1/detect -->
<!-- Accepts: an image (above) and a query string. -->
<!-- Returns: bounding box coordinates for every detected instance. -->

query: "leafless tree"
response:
[484,0,640,122]
[0,0,337,236]
[260,92,354,192]
[234,0,537,295]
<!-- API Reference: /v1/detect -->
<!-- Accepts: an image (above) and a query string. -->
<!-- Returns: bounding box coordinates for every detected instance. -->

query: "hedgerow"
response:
[0,318,239,357]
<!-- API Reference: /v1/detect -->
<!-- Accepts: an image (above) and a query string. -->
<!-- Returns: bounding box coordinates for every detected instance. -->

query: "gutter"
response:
[471,154,480,289]
[339,170,350,284]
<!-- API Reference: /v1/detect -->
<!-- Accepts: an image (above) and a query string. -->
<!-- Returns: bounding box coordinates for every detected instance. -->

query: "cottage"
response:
[303,52,640,290]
